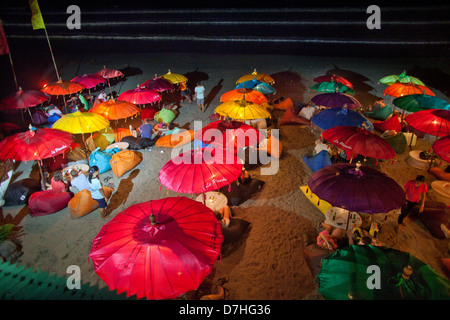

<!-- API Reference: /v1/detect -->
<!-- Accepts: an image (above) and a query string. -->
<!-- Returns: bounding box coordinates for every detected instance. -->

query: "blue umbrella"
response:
[312,107,373,131]
[235,78,260,90]
[253,82,276,95]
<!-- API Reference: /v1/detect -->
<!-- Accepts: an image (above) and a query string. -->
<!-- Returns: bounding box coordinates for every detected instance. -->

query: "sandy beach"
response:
[1,51,450,300]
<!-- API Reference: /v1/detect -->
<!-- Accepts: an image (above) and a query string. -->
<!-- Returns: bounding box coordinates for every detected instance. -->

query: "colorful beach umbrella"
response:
[309,82,353,94]
[41,79,85,97]
[308,162,405,214]
[253,82,276,95]
[379,71,426,86]
[195,119,264,150]
[0,127,73,189]
[51,111,110,135]
[220,88,268,105]
[0,88,49,110]
[118,86,162,106]
[432,135,450,162]
[405,109,450,137]
[311,92,361,110]
[95,66,125,95]
[89,99,139,120]
[384,83,435,99]
[71,74,106,91]
[317,245,450,300]
[311,107,373,131]
[160,70,188,84]
[139,76,174,93]
[215,99,271,120]
[236,69,275,85]
[393,94,450,113]
[89,197,223,300]
[322,125,396,161]
[159,147,242,194]
[313,74,353,89]
[234,78,260,90]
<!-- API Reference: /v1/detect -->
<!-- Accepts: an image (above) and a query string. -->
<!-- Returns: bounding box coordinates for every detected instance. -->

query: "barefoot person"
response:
[87,166,109,218]
[194,81,205,112]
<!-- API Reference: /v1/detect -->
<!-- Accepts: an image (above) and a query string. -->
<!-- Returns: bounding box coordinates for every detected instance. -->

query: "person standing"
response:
[87,166,109,219]
[179,81,191,103]
[398,175,428,226]
[194,82,205,112]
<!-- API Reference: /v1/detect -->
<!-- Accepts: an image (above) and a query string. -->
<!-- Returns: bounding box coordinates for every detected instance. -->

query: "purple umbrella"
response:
[311,92,361,110]
[308,162,405,214]
[139,76,174,93]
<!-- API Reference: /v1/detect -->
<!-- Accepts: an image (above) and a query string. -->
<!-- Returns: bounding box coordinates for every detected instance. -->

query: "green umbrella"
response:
[317,245,450,300]
[393,94,450,113]
[379,72,425,86]
[309,81,354,95]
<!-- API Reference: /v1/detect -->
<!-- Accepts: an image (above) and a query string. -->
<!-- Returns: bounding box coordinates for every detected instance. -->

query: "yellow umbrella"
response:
[160,69,188,84]
[52,111,110,135]
[89,99,139,121]
[215,99,271,120]
[236,69,275,85]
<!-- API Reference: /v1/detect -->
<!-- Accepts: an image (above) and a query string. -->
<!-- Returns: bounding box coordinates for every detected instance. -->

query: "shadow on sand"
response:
[106,168,140,215]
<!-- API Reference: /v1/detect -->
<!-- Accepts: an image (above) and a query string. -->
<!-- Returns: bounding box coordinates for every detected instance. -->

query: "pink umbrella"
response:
[71,74,106,92]
[159,147,242,194]
[95,66,124,95]
[0,88,50,122]
[139,76,174,93]
[118,86,162,107]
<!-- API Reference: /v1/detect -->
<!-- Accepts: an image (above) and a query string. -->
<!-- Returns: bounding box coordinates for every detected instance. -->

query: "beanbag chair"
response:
[220,179,265,206]
[48,114,61,126]
[220,218,251,257]
[363,105,392,121]
[154,109,176,124]
[92,133,111,151]
[68,186,114,219]
[120,136,142,150]
[302,150,332,173]
[3,178,41,207]
[47,153,69,172]
[89,147,121,174]
[28,190,73,217]
[411,201,450,239]
[373,115,402,132]
[155,130,195,148]
[383,132,407,154]
[430,167,450,182]
[273,97,294,111]
[67,146,88,162]
[140,107,158,121]
[114,128,133,143]
[279,106,311,126]
[110,150,143,177]
[257,134,282,159]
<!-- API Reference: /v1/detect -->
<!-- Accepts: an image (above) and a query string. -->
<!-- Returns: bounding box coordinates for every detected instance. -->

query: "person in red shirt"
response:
[398,175,428,226]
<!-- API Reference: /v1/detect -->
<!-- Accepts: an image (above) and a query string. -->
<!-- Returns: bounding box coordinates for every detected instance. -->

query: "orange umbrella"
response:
[41,79,85,96]
[220,88,268,105]
[236,69,275,85]
[384,82,435,99]
[89,99,139,121]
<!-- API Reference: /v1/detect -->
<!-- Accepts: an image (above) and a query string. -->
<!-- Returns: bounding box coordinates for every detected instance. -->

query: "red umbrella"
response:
[41,79,85,96]
[159,147,242,194]
[432,135,450,162]
[405,109,450,138]
[195,119,264,150]
[322,125,396,162]
[71,74,106,91]
[0,127,73,189]
[313,74,353,89]
[89,197,223,300]
[118,86,162,106]
[0,88,49,110]
[139,76,174,93]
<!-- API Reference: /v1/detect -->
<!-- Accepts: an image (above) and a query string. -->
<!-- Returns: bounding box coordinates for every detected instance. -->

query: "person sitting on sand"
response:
[46,171,68,193]
[238,168,252,185]
[214,205,233,228]
[129,119,158,140]
[317,222,338,250]
[398,175,428,226]
[68,169,90,194]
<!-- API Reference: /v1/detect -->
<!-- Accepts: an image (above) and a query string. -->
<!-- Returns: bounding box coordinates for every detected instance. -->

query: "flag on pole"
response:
[29,0,45,30]
[0,21,10,55]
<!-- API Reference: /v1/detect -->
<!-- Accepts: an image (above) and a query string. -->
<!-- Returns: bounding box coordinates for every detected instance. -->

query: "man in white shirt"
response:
[194,82,206,112]
[69,170,90,194]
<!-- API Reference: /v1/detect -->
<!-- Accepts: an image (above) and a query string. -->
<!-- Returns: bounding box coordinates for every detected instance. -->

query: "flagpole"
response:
[7,51,18,91]
[43,26,60,81]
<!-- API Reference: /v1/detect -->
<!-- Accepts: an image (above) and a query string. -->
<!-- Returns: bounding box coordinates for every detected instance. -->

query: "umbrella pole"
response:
[37,160,47,191]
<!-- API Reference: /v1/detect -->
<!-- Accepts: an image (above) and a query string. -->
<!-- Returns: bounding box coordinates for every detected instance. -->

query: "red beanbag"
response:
[141,107,158,121]
[373,116,402,132]
[28,190,73,217]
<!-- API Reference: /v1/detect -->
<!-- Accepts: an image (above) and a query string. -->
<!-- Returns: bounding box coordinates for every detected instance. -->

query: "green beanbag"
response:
[154,109,176,124]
